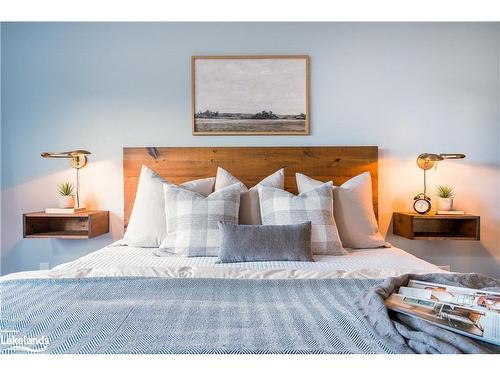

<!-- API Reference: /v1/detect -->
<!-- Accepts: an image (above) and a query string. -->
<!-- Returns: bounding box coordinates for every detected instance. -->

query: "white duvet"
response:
[2,242,444,281]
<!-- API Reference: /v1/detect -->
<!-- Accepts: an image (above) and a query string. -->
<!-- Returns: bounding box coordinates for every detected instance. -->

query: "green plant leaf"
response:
[58,181,75,196]
[436,184,454,198]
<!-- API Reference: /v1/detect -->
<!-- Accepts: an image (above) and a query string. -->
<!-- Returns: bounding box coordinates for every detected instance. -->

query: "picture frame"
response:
[192,55,310,135]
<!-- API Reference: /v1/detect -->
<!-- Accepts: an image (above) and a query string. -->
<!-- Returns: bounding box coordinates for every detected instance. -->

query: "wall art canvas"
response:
[192,55,309,135]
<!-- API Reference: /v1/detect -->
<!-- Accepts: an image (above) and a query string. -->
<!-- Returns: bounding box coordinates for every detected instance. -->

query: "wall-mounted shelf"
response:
[23,210,109,239]
[393,212,480,240]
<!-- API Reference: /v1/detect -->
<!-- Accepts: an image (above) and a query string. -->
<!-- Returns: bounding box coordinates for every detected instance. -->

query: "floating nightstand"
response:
[23,210,109,239]
[393,212,480,241]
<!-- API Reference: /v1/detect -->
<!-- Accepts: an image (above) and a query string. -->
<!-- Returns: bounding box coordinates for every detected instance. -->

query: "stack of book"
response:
[44,207,86,214]
[436,210,465,215]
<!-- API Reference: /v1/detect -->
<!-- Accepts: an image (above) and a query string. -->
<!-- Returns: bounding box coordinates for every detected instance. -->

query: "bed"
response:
[1,147,496,354]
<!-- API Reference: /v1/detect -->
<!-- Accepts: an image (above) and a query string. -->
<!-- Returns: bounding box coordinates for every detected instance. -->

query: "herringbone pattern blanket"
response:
[1,277,404,354]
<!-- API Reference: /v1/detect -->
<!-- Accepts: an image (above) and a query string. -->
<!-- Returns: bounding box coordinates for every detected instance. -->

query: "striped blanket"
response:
[1,277,406,354]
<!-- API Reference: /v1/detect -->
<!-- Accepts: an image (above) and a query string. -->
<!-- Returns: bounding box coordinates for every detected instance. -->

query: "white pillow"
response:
[296,172,388,249]
[215,167,284,225]
[258,182,346,256]
[159,183,241,256]
[123,165,215,247]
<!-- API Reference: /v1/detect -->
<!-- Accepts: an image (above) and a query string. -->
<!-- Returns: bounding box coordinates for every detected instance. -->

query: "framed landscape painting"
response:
[192,55,310,135]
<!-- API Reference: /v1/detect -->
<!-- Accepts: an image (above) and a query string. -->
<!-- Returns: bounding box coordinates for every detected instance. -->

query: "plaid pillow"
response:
[159,183,241,256]
[258,182,346,255]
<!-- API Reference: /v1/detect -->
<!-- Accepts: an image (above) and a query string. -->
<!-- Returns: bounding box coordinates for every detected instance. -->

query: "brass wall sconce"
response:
[416,153,466,171]
[41,150,91,208]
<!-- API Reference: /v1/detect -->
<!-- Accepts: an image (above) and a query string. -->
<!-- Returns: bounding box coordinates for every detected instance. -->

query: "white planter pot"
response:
[58,195,75,209]
[437,197,453,211]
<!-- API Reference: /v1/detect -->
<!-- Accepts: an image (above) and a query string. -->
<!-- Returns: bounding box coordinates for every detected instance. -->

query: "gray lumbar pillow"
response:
[217,221,313,263]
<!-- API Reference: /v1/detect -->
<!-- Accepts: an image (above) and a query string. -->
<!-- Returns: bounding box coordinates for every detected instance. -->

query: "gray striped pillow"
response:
[258,182,346,255]
[159,183,241,256]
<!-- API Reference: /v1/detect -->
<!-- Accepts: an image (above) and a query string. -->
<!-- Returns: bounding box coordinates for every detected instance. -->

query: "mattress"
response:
[2,242,444,281]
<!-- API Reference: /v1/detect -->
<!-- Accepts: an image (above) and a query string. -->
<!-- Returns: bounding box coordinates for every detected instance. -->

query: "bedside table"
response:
[23,210,109,239]
[393,212,480,240]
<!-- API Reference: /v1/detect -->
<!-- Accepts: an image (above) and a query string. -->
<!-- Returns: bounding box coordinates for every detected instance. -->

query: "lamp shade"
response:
[41,150,91,158]
[41,150,91,169]
[416,152,466,170]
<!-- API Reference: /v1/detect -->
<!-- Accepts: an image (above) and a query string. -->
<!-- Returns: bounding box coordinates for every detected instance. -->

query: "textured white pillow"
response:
[159,183,241,256]
[296,172,388,249]
[123,165,215,247]
[258,182,346,256]
[215,167,284,225]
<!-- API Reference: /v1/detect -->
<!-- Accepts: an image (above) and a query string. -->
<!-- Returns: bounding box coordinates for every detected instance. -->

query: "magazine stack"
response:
[385,280,500,345]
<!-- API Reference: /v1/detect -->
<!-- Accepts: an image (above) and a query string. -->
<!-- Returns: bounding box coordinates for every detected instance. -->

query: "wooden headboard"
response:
[123,146,378,229]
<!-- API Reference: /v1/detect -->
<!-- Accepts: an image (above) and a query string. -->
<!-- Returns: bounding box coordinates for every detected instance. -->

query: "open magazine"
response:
[385,279,500,346]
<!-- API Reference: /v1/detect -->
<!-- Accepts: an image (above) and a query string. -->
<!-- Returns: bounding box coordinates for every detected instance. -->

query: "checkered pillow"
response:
[258,182,345,255]
[159,183,241,256]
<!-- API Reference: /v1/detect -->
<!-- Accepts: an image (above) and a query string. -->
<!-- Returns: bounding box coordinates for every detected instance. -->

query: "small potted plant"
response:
[436,184,454,211]
[58,182,75,208]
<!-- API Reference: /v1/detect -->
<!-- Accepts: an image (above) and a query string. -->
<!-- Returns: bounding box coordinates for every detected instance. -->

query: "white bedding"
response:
[2,242,444,281]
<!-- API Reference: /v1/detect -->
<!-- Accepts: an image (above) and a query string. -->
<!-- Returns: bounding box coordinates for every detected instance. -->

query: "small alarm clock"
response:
[413,193,431,214]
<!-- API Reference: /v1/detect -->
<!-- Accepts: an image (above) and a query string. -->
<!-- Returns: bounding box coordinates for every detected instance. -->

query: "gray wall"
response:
[1,22,499,277]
